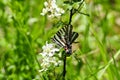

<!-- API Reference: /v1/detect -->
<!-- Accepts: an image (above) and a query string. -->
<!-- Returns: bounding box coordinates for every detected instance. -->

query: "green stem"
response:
[63,51,66,80]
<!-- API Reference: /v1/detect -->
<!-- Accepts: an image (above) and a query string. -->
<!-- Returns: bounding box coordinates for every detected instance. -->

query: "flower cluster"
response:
[40,0,64,18]
[39,42,61,72]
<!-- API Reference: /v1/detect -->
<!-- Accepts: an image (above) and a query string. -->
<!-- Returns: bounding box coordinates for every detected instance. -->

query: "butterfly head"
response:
[64,45,72,56]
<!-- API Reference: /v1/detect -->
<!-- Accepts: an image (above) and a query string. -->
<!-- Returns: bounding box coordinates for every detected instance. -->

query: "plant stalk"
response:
[63,52,66,80]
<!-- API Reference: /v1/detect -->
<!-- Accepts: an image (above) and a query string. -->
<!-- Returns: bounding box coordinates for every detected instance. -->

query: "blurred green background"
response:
[0,0,120,80]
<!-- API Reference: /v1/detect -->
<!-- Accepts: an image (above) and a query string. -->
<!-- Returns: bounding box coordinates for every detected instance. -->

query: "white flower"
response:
[40,0,64,18]
[41,42,59,57]
[39,42,61,72]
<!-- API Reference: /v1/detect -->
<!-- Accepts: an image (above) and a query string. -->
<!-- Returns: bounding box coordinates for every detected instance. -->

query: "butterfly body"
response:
[52,25,78,55]
[64,44,72,55]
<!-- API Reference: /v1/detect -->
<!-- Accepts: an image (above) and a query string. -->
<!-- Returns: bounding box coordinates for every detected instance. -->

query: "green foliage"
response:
[0,0,120,80]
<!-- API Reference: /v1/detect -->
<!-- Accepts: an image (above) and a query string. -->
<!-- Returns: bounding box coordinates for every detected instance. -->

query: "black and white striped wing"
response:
[65,25,73,44]
[52,34,66,47]
[52,26,68,47]
[52,25,78,47]
[70,32,79,44]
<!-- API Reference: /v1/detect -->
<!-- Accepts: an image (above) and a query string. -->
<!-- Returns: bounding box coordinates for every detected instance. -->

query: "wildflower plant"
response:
[39,42,62,72]
[40,0,64,18]
[39,0,89,79]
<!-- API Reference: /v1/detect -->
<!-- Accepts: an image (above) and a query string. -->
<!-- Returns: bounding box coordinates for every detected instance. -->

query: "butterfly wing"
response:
[52,26,67,47]
[52,25,78,55]
[65,25,73,44]
[65,25,78,44]
[54,25,73,46]
[70,32,79,44]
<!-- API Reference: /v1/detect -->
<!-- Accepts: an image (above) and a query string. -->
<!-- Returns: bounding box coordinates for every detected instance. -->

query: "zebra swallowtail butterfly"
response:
[52,25,79,55]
